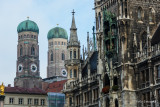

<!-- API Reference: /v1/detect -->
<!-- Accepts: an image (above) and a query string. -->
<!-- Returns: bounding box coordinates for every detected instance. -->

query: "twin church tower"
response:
[14,12,77,88]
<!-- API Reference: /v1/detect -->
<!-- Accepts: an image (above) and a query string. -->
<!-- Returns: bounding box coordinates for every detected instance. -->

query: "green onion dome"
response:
[47,27,68,40]
[17,20,39,34]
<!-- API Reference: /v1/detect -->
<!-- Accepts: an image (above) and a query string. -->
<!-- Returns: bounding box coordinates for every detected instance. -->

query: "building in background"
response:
[4,85,47,107]
[14,19,42,89]
[47,26,68,78]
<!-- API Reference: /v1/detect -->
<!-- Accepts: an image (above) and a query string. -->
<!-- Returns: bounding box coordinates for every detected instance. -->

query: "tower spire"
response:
[71,9,77,30]
[68,9,79,47]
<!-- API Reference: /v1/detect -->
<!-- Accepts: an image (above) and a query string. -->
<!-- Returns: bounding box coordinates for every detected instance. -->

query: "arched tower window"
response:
[51,51,53,61]
[70,69,72,78]
[70,50,72,59]
[20,45,23,56]
[120,0,123,18]
[74,69,77,78]
[98,12,101,31]
[31,46,35,55]
[74,50,76,59]
[62,53,65,60]
[138,7,143,21]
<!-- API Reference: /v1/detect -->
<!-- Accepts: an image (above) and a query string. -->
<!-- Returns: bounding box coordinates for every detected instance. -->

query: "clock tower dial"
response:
[61,69,67,77]
[31,64,37,72]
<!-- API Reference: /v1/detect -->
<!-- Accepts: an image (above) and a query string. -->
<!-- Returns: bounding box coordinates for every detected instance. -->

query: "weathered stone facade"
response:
[94,0,160,107]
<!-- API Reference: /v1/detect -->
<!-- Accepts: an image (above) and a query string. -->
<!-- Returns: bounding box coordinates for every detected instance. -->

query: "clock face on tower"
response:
[30,64,37,72]
[61,69,67,77]
[18,64,23,72]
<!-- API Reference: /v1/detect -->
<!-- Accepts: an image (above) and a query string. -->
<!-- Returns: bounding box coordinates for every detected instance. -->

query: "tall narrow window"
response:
[74,50,76,59]
[20,46,23,56]
[34,99,39,105]
[74,69,77,78]
[62,53,65,60]
[70,69,72,78]
[69,97,72,106]
[78,49,80,59]
[98,13,101,30]
[149,8,155,23]
[19,98,23,105]
[31,46,35,55]
[51,52,53,61]
[114,77,118,85]
[115,99,119,107]
[138,7,142,21]
[70,51,72,59]
[28,98,32,105]
[141,32,147,51]
[157,66,160,78]
[9,98,14,104]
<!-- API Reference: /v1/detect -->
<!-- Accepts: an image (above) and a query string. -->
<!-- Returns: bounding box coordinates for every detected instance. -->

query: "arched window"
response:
[138,7,143,21]
[74,50,76,59]
[20,45,23,56]
[62,53,65,60]
[149,8,155,23]
[31,46,35,55]
[74,69,77,78]
[51,52,53,61]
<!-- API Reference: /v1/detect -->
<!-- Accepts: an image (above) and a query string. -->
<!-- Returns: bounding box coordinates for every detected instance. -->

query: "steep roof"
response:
[45,80,67,93]
[5,86,47,95]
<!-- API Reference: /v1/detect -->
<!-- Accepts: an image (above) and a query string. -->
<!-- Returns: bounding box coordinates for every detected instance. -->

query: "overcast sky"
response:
[0,0,95,86]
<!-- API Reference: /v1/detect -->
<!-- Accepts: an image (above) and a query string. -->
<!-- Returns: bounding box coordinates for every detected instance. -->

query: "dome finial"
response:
[57,24,59,27]
[27,16,29,20]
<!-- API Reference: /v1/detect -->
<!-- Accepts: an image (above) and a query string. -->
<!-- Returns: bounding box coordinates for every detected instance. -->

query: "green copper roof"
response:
[47,27,68,40]
[17,20,39,34]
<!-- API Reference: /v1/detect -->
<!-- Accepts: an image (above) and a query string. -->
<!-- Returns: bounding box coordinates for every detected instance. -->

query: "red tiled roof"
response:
[45,80,67,93]
[5,87,47,95]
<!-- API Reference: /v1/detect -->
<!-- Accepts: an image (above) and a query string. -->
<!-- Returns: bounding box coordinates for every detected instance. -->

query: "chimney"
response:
[8,84,11,87]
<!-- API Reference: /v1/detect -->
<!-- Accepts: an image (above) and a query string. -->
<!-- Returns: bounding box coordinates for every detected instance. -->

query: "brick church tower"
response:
[14,19,42,89]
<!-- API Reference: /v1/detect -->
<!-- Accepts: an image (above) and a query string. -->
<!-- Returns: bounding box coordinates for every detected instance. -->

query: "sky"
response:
[0,0,95,86]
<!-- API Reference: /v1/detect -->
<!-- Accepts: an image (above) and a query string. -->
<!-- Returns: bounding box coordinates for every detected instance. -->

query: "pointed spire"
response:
[71,9,77,30]
[68,9,80,47]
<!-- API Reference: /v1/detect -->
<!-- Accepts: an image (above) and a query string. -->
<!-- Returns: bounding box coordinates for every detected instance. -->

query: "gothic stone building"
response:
[94,0,160,107]
[63,11,100,107]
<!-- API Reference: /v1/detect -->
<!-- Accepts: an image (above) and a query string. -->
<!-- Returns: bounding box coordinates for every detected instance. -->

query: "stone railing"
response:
[136,43,160,62]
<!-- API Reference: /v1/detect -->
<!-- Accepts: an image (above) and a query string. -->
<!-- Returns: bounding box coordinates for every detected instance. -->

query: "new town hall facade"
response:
[63,0,160,107]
